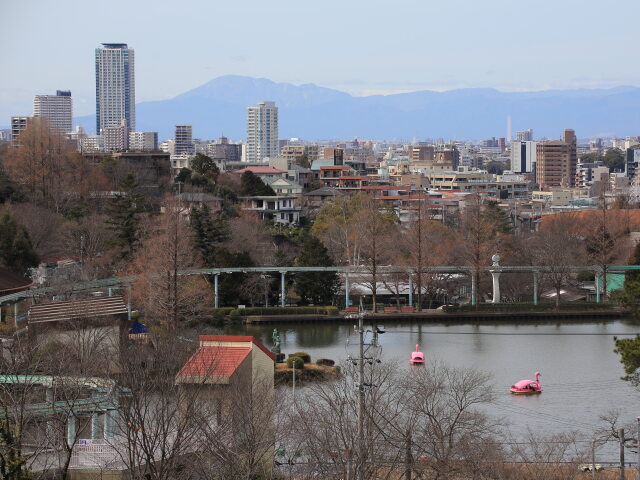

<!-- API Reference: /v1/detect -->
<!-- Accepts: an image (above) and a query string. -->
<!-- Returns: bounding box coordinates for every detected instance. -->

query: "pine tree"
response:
[0,213,39,275]
[106,174,144,261]
[190,204,229,265]
[294,236,339,305]
[240,171,276,196]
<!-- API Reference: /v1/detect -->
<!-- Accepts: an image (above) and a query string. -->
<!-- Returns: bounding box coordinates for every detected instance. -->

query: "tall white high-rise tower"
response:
[95,43,135,134]
[246,101,278,163]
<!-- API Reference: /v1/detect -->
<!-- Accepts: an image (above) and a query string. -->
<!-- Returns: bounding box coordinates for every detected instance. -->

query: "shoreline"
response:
[243,309,627,324]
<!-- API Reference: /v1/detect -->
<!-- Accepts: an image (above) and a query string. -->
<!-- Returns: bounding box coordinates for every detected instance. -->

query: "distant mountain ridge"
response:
[74,75,640,141]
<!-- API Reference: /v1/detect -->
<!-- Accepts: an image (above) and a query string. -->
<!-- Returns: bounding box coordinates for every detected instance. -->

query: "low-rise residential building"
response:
[241,196,301,225]
[319,166,370,191]
[263,177,303,196]
[236,166,288,182]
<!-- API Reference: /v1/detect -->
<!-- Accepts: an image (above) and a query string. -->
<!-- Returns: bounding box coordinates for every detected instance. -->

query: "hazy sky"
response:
[2,0,640,121]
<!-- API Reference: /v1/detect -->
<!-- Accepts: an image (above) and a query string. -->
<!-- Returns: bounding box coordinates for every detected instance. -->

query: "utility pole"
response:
[357,310,365,480]
[404,429,412,480]
[592,439,596,480]
[636,417,640,480]
[620,428,625,480]
[346,302,383,480]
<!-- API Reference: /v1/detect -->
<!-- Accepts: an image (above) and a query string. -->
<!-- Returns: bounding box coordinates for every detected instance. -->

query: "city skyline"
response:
[2,0,640,122]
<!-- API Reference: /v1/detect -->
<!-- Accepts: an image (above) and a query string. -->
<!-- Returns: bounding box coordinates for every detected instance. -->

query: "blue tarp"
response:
[128,322,149,334]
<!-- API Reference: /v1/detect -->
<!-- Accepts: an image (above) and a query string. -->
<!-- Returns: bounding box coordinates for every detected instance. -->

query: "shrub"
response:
[224,306,338,316]
[286,356,304,369]
[289,352,311,363]
[316,358,335,367]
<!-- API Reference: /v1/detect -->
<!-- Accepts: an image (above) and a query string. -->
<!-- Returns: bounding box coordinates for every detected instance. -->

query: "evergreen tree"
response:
[106,174,144,260]
[240,171,276,196]
[483,200,513,234]
[614,334,640,385]
[190,153,219,180]
[190,204,229,265]
[0,412,31,480]
[621,241,640,316]
[294,236,339,305]
[0,213,39,275]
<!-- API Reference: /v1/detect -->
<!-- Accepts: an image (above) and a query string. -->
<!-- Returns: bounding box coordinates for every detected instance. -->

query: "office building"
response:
[33,90,72,134]
[516,129,534,142]
[11,116,32,147]
[535,129,577,188]
[129,131,158,151]
[246,101,278,163]
[511,141,537,173]
[95,43,135,134]
[174,125,195,156]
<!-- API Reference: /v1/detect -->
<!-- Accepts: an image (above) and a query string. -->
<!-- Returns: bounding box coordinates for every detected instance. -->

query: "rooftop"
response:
[176,346,251,379]
[29,296,128,324]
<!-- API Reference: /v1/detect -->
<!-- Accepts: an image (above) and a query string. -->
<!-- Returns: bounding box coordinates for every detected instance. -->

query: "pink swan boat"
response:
[410,344,425,365]
[510,371,542,395]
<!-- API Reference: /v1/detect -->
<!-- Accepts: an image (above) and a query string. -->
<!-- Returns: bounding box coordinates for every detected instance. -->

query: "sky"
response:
[2,0,640,121]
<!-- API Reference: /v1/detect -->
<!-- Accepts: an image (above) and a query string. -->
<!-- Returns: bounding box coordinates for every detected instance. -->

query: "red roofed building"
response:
[176,335,275,472]
[176,335,275,385]
[235,166,287,181]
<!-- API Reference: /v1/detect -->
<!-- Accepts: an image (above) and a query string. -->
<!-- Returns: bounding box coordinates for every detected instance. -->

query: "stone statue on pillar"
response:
[272,329,285,363]
[490,254,501,304]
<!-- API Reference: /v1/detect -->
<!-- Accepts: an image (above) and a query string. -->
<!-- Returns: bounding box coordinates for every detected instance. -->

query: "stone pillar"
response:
[280,272,286,308]
[471,273,476,306]
[345,272,350,308]
[533,271,539,306]
[595,273,601,303]
[103,410,113,439]
[214,274,219,309]
[490,271,501,303]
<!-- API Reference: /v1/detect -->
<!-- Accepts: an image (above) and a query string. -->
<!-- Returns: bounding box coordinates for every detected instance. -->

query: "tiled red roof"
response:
[199,335,276,361]
[236,166,287,175]
[177,346,251,378]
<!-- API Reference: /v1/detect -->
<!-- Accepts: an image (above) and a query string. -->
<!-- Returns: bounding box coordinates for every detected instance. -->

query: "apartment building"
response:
[33,90,72,134]
[535,129,577,188]
[246,101,278,163]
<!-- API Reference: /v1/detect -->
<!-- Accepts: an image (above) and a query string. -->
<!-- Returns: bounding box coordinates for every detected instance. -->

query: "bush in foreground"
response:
[286,356,305,369]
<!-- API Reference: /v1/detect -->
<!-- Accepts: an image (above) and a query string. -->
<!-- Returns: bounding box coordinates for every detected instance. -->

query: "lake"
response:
[227,317,640,461]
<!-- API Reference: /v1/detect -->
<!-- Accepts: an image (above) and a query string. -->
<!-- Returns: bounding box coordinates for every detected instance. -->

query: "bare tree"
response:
[130,198,213,331]
[355,195,398,312]
[457,194,503,305]
[401,361,502,480]
[533,213,583,307]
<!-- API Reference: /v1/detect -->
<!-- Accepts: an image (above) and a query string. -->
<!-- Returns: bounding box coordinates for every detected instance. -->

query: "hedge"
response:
[286,356,305,369]
[316,358,335,367]
[443,302,617,313]
[228,306,339,317]
[289,352,311,363]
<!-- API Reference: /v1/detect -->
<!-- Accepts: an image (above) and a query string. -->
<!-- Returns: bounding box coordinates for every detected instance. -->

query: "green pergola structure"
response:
[1,265,640,314]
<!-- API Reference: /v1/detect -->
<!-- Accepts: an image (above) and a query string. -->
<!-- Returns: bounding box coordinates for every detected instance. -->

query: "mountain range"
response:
[74,75,640,141]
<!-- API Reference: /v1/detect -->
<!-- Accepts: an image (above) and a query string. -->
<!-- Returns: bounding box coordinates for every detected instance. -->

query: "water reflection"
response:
[225,317,640,460]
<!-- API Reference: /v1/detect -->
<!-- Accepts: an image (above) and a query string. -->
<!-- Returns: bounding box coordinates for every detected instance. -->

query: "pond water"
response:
[227,317,640,461]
